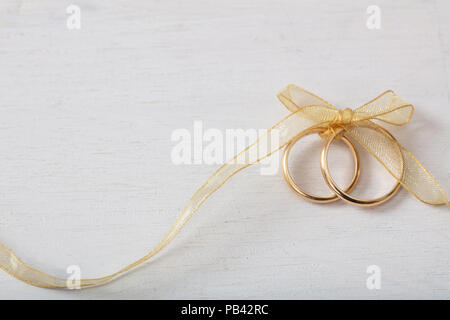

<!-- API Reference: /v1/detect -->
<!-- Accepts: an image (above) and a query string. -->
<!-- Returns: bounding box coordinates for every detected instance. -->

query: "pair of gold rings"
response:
[282,127,403,207]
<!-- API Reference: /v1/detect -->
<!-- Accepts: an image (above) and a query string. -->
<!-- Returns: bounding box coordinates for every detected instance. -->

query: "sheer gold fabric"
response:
[0,84,447,289]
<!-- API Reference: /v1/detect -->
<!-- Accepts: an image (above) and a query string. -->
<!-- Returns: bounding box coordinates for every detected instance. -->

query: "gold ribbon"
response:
[0,84,448,289]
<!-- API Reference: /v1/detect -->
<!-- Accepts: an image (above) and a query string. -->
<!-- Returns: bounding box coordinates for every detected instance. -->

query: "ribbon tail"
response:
[344,122,449,206]
[0,110,326,289]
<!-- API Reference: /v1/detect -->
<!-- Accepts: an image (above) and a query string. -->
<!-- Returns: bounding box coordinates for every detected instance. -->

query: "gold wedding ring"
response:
[320,127,403,207]
[282,129,361,203]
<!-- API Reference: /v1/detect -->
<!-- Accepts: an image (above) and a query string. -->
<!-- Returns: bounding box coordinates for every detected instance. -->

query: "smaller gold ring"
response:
[320,127,403,207]
[282,129,361,203]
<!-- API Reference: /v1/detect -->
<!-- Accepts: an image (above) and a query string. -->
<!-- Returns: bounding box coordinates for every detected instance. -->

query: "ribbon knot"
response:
[333,108,354,126]
[322,108,355,138]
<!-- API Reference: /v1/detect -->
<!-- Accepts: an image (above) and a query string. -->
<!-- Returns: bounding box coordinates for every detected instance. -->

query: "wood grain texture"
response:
[0,0,449,299]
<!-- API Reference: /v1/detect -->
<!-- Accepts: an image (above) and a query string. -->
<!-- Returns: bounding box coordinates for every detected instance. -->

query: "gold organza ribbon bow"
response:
[0,84,448,289]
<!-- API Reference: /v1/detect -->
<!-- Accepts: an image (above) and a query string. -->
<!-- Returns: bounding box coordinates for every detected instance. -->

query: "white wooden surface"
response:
[0,0,449,299]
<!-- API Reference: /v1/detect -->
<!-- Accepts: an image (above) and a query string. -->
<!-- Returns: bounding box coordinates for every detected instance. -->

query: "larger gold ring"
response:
[282,129,361,203]
[320,127,403,207]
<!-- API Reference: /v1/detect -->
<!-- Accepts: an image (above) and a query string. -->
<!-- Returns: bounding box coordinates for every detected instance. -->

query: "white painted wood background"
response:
[0,0,449,299]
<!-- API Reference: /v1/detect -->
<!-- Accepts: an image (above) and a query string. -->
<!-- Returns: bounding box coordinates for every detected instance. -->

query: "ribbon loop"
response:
[353,90,414,125]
